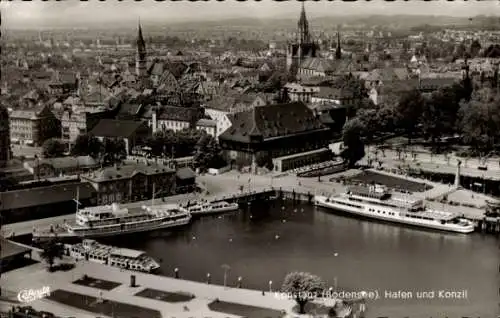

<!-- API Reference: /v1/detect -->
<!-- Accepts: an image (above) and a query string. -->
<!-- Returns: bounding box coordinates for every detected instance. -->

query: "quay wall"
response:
[213,188,500,235]
[4,186,499,238]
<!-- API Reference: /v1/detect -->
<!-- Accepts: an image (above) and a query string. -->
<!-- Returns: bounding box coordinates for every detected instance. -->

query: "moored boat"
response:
[314,185,475,234]
[33,185,192,243]
[64,239,160,273]
[183,200,239,216]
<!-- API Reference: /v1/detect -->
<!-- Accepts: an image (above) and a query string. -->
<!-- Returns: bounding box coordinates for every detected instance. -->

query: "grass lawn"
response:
[47,289,162,318]
[342,170,432,193]
[72,275,121,291]
[208,300,286,318]
[135,288,195,303]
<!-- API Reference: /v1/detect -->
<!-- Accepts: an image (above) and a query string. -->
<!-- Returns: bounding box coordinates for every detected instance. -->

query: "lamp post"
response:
[268,280,273,292]
[333,252,339,293]
[221,264,230,288]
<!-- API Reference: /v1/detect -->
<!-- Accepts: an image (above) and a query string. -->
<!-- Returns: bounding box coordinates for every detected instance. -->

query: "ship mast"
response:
[74,186,80,213]
[151,183,155,208]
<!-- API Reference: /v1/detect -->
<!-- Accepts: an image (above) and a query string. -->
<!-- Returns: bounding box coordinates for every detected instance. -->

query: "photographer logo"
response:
[17,286,51,303]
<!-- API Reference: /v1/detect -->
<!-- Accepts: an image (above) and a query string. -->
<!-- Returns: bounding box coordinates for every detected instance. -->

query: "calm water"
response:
[103,201,500,317]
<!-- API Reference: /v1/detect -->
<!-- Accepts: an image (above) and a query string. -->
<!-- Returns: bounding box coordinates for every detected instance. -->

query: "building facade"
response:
[9,105,60,146]
[80,162,177,205]
[61,108,109,145]
[0,105,10,167]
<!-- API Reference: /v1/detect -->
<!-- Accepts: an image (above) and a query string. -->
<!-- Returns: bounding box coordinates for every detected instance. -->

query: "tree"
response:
[458,89,500,153]
[193,134,225,172]
[341,118,365,167]
[39,239,65,272]
[470,39,482,58]
[42,138,65,158]
[395,89,425,143]
[71,134,103,158]
[340,75,367,118]
[281,272,325,314]
[421,86,463,149]
[102,138,126,165]
[255,153,274,170]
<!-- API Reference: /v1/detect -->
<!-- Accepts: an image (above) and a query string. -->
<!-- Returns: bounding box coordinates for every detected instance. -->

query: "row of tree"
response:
[42,135,126,166]
[146,128,226,171]
[341,75,500,166]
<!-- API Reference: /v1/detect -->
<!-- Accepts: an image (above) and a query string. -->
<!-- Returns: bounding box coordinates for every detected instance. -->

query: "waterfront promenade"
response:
[361,148,500,180]
[0,259,310,318]
[3,168,492,237]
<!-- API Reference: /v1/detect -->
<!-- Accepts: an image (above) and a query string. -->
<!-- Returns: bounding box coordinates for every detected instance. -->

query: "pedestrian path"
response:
[2,261,297,318]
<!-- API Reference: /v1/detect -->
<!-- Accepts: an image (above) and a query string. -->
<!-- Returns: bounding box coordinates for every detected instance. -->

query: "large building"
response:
[80,162,177,205]
[218,102,331,173]
[9,105,60,147]
[0,105,10,167]
[286,3,320,74]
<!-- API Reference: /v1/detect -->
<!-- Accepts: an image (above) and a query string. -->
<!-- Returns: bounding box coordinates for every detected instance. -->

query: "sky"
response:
[1,0,499,28]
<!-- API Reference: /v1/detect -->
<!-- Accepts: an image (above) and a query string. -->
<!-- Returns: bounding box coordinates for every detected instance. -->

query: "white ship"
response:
[64,239,160,273]
[33,185,192,243]
[183,201,239,216]
[314,185,475,234]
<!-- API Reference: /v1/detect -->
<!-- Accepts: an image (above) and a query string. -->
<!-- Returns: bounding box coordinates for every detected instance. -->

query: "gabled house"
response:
[89,119,150,155]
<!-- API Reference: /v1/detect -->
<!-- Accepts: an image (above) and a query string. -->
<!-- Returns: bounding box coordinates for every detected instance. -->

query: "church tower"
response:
[286,3,319,73]
[297,2,310,44]
[335,31,342,60]
[135,19,147,78]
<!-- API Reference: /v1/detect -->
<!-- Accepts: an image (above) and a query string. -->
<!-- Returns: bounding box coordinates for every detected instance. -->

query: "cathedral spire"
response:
[336,30,342,60]
[297,2,310,44]
[137,18,146,52]
[136,18,147,78]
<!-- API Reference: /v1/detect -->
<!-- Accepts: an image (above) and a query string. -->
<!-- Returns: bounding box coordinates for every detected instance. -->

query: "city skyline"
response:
[1,0,499,29]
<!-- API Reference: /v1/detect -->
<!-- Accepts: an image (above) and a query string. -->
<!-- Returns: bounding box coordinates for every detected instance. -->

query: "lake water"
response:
[102,200,500,317]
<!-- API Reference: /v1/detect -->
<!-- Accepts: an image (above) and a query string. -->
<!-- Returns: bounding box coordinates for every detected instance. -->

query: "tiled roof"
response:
[176,167,195,180]
[419,77,456,90]
[81,162,175,183]
[90,119,147,138]
[0,182,95,211]
[219,102,327,143]
[315,87,342,99]
[196,118,216,127]
[117,103,144,118]
[10,106,46,119]
[156,106,200,122]
[300,58,351,74]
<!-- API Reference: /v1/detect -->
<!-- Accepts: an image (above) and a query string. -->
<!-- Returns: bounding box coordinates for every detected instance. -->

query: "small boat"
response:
[64,239,160,273]
[183,201,239,216]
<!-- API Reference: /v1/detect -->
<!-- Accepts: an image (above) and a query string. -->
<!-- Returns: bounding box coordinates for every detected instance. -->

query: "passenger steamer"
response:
[32,186,192,243]
[314,185,475,234]
[183,201,239,216]
[64,239,160,273]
